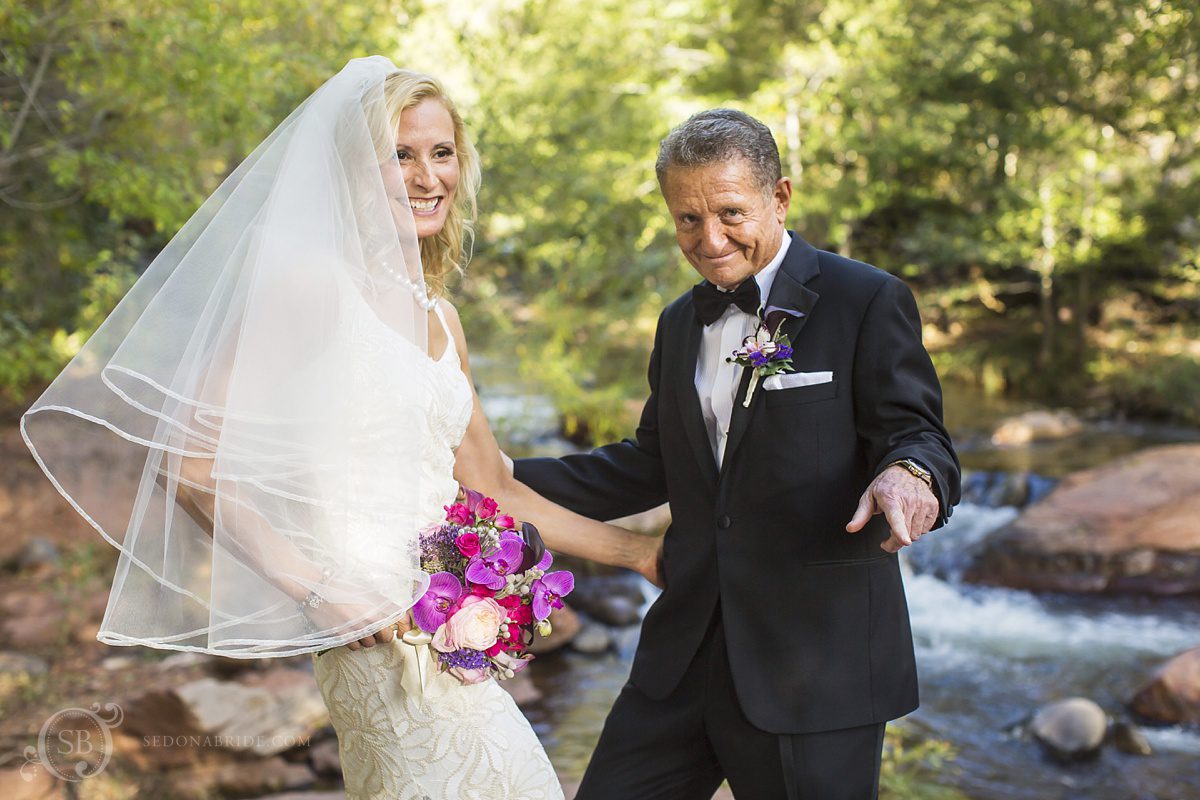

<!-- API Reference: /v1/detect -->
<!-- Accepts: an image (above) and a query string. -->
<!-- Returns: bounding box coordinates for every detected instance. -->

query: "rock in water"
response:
[1129,646,1200,725]
[570,623,612,655]
[526,604,581,655]
[500,671,543,707]
[965,444,1200,595]
[991,409,1083,445]
[591,595,641,627]
[1031,697,1108,761]
[1110,720,1152,756]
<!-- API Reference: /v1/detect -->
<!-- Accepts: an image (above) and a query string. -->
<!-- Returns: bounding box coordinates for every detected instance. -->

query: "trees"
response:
[2,0,1196,424]
[0,0,393,408]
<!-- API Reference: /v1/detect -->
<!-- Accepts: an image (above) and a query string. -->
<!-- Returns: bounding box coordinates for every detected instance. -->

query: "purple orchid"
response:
[465,536,526,590]
[412,572,463,633]
[531,571,575,621]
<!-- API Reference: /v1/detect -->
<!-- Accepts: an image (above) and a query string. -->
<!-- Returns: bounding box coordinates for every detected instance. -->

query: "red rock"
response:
[991,409,1083,445]
[118,666,329,768]
[1,614,65,649]
[527,604,582,655]
[966,445,1200,595]
[500,671,543,707]
[0,766,60,799]
[166,756,314,799]
[1129,647,1200,724]
[307,737,341,776]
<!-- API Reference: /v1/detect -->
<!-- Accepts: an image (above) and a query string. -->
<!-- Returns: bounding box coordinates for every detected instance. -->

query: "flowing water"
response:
[475,363,1200,798]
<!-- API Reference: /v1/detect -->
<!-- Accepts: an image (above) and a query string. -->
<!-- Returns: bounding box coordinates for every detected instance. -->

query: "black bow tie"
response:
[692,279,761,326]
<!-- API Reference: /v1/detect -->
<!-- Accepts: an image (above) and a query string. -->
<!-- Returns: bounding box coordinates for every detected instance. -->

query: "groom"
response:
[517,109,961,799]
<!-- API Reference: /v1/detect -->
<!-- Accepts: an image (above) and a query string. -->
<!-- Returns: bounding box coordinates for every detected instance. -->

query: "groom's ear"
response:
[773,177,792,223]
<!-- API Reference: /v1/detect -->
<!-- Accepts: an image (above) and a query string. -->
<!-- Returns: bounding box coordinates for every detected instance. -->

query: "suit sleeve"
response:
[514,311,670,522]
[852,276,962,528]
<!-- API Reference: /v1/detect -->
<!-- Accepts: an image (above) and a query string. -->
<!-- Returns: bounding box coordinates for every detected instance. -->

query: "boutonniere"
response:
[726,306,804,407]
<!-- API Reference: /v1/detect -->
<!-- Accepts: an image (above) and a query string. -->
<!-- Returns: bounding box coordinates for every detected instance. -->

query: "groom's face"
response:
[661,159,791,290]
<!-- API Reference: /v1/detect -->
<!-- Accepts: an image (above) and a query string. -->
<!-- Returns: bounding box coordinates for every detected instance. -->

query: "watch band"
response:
[888,458,933,487]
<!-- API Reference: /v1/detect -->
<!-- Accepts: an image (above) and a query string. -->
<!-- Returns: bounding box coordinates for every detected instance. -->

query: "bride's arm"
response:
[440,303,663,584]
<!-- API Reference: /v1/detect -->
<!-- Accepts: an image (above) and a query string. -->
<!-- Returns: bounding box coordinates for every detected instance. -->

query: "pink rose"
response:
[444,503,475,526]
[444,595,505,651]
[494,514,517,530]
[456,532,481,558]
[477,497,499,519]
[431,622,456,653]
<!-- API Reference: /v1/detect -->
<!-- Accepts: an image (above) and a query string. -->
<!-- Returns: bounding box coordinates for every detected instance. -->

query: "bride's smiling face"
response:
[385,98,460,241]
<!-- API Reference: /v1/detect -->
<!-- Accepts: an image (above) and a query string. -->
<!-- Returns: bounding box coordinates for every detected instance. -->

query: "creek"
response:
[476,363,1200,798]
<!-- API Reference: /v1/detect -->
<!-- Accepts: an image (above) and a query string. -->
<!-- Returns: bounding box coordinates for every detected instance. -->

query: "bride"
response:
[20,56,661,799]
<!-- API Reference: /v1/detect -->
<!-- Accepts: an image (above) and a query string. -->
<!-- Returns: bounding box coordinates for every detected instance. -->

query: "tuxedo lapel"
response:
[672,301,719,488]
[719,233,821,483]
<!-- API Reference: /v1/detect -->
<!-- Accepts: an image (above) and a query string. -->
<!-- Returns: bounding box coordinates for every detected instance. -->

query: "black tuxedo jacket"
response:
[516,232,961,735]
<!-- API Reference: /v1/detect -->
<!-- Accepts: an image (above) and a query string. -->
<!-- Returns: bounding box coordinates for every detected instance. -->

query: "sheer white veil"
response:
[20,56,440,658]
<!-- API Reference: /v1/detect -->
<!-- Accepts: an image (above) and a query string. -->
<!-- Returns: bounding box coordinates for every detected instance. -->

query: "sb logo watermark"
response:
[21,703,124,782]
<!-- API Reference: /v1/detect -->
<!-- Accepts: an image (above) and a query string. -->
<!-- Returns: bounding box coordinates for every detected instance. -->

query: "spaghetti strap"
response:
[432,301,457,362]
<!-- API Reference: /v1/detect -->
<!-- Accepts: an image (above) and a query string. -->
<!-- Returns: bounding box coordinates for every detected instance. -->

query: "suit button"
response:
[717,515,732,530]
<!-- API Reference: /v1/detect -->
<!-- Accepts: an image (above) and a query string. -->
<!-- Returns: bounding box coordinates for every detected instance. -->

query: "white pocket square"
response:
[762,371,833,391]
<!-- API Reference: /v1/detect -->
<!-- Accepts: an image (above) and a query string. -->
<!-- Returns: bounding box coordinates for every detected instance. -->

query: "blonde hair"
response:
[382,70,481,297]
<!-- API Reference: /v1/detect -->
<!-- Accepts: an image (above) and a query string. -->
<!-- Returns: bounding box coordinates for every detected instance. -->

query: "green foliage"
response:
[880,725,968,799]
[1,0,1198,434]
[0,0,394,404]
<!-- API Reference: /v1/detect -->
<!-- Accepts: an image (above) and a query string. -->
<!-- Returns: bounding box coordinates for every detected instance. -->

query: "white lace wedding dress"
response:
[310,302,564,800]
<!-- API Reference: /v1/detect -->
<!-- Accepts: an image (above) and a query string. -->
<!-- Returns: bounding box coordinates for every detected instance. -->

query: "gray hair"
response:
[655,108,782,194]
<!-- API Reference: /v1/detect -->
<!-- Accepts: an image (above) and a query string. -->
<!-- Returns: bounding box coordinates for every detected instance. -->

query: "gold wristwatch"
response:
[888,458,933,487]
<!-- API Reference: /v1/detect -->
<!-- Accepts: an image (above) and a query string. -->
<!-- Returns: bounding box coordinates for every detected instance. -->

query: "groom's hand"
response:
[845,466,939,553]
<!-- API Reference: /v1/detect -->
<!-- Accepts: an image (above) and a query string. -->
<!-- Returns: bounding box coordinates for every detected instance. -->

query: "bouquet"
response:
[409,487,574,683]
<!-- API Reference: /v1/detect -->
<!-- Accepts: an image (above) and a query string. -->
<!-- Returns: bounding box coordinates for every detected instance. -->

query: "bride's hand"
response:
[345,611,414,651]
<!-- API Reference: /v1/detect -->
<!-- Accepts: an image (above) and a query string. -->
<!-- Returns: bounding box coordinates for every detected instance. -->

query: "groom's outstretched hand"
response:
[845,466,939,553]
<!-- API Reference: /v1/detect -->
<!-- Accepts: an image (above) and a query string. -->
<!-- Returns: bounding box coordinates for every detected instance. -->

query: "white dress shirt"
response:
[694,232,792,468]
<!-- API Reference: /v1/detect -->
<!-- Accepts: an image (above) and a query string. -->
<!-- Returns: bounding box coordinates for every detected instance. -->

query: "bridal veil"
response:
[20,56,439,658]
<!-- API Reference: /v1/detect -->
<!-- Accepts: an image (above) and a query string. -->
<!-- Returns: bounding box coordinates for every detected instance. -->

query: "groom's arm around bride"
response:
[518,108,961,800]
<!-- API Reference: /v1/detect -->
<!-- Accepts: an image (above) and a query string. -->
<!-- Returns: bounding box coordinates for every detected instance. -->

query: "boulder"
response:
[527,604,581,655]
[118,666,330,767]
[965,445,1200,595]
[0,613,64,649]
[500,671,543,707]
[568,574,647,622]
[308,737,341,776]
[991,409,1083,445]
[570,623,613,655]
[1129,646,1200,725]
[590,596,641,627]
[1031,697,1107,761]
[0,766,60,800]
[1109,720,1152,756]
[166,755,315,799]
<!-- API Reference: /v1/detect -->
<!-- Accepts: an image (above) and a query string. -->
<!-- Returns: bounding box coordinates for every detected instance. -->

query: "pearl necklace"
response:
[379,259,439,311]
